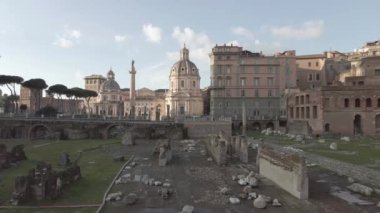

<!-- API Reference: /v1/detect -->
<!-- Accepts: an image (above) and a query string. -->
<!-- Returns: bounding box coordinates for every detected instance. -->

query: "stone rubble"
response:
[122,193,137,205]
[272,198,282,207]
[181,205,195,213]
[329,142,338,150]
[347,183,373,196]
[253,195,267,209]
[106,191,123,202]
[220,187,230,195]
[229,197,240,204]
[340,136,350,142]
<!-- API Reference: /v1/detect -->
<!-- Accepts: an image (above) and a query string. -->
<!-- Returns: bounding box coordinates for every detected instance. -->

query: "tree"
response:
[36,106,58,117]
[0,75,24,113]
[48,84,68,112]
[22,78,48,112]
[82,89,98,115]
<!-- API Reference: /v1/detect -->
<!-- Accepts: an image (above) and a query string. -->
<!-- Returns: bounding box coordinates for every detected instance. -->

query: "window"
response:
[254,66,260,73]
[241,90,245,97]
[296,96,300,105]
[181,80,185,88]
[355,98,361,107]
[358,81,364,86]
[254,78,260,86]
[216,65,222,74]
[268,90,272,97]
[226,89,231,97]
[306,107,310,119]
[180,106,185,114]
[308,62,311,67]
[316,62,319,67]
[301,107,305,119]
[316,73,320,81]
[171,81,174,89]
[296,107,299,119]
[240,66,245,73]
[313,106,318,119]
[268,101,271,108]
[217,78,223,87]
[226,65,231,74]
[378,98,380,107]
[268,67,273,73]
[306,95,310,104]
[255,89,259,97]
[301,96,304,104]
[240,78,246,86]
[193,81,196,87]
[308,74,313,81]
[267,77,274,86]
[375,69,380,76]
[366,98,372,107]
[344,98,349,107]
[226,78,231,86]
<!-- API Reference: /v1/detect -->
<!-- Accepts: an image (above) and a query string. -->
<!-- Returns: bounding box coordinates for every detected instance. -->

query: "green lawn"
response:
[247,130,380,166]
[0,139,125,212]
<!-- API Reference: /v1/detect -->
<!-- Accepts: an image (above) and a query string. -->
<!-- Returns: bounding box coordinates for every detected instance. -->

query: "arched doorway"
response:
[105,124,125,139]
[375,114,380,129]
[324,123,330,132]
[155,105,161,121]
[28,124,52,140]
[353,114,362,135]
[252,122,261,131]
[266,122,274,130]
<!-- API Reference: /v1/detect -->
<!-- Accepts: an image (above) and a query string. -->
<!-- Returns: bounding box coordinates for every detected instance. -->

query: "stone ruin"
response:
[10,154,82,205]
[121,125,183,146]
[152,139,172,166]
[257,145,309,199]
[205,133,249,166]
[0,144,27,171]
[206,134,228,166]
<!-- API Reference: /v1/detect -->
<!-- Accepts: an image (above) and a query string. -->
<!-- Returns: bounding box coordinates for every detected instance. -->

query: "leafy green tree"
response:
[22,78,48,111]
[48,84,67,112]
[0,75,24,113]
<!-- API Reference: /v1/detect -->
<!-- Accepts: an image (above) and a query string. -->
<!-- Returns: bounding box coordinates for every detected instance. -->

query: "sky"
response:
[1,0,380,94]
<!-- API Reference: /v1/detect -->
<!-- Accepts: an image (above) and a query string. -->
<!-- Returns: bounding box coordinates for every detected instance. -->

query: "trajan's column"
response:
[129,60,136,119]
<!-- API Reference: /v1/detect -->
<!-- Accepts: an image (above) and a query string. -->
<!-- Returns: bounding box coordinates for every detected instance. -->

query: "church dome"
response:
[170,46,200,77]
[101,69,120,92]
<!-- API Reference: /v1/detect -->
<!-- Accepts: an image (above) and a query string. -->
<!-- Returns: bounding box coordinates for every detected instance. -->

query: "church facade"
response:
[165,46,204,118]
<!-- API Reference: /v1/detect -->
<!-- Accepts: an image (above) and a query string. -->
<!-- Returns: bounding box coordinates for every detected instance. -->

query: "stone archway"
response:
[28,124,52,140]
[155,104,161,121]
[104,124,125,139]
[353,114,362,135]
[266,122,274,130]
[252,122,261,131]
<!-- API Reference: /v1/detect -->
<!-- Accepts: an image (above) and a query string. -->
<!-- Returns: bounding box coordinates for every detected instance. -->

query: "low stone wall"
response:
[184,121,231,139]
[205,134,227,166]
[258,145,309,199]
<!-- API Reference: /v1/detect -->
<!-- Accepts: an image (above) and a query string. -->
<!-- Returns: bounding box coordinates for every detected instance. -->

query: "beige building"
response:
[85,68,167,120]
[209,44,297,130]
[288,40,380,136]
[165,46,203,118]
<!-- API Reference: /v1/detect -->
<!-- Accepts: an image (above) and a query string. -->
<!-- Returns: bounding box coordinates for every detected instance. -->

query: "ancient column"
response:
[129,60,136,119]
[242,100,247,136]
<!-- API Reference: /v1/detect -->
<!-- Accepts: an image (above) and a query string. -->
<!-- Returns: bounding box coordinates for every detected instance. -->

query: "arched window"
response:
[181,80,184,88]
[193,81,196,87]
[344,98,349,108]
[355,98,361,108]
[366,98,372,107]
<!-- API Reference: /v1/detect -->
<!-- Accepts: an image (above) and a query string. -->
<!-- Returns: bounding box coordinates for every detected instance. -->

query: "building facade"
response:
[209,44,297,130]
[288,40,380,136]
[165,46,203,118]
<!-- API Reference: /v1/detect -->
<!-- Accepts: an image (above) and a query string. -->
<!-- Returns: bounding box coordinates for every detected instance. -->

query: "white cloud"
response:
[270,20,324,40]
[170,26,213,61]
[226,40,240,46]
[54,36,74,48]
[114,35,127,43]
[232,26,255,40]
[53,27,82,48]
[142,24,162,43]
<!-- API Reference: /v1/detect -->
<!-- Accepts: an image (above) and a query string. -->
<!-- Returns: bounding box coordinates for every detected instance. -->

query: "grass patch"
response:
[0,139,125,209]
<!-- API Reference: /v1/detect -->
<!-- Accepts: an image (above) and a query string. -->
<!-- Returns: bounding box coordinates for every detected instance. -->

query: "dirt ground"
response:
[102,139,380,213]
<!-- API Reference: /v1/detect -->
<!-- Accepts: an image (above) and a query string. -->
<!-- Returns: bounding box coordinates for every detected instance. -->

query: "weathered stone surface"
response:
[229,197,240,204]
[318,139,326,143]
[347,183,373,196]
[205,134,227,166]
[348,177,355,183]
[64,128,88,140]
[220,187,230,195]
[253,195,267,209]
[295,135,304,142]
[238,178,247,186]
[154,181,162,186]
[121,132,135,146]
[181,205,194,213]
[243,185,252,194]
[329,142,338,150]
[122,193,137,205]
[248,192,258,200]
[377,201,380,208]
[247,176,258,187]
[106,191,123,202]
[272,198,282,207]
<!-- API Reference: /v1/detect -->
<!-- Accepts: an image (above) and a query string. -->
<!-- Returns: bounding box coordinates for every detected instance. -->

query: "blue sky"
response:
[1,0,379,93]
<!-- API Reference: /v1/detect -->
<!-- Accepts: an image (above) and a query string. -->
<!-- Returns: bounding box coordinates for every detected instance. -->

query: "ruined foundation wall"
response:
[205,135,227,166]
[184,121,231,139]
[258,146,308,199]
